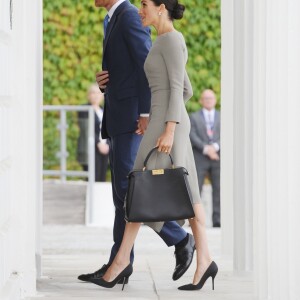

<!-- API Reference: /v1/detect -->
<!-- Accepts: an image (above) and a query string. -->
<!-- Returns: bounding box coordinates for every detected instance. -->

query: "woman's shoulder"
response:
[156,31,186,49]
[157,30,184,40]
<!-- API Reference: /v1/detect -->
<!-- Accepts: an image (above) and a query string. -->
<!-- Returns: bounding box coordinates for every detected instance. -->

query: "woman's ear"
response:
[159,3,166,13]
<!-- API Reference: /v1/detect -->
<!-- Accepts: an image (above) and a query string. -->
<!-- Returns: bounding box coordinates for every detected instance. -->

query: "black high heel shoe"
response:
[89,264,133,291]
[178,261,218,291]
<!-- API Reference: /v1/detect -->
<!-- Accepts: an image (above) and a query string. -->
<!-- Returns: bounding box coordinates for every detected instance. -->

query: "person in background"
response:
[77,83,109,182]
[189,89,221,227]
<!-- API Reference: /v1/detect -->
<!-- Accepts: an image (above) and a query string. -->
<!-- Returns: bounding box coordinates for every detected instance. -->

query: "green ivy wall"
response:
[43,0,220,172]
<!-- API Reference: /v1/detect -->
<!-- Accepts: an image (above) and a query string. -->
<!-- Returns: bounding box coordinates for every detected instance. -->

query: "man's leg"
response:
[108,133,142,265]
[157,221,187,246]
[95,149,102,182]
[98,152,109,182]
[193,151,209,195]
[210,160,221,227]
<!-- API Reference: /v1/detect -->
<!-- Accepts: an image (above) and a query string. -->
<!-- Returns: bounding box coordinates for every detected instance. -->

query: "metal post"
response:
[44,105,93,180]
[58,109,68,182]
[87,107,95,223]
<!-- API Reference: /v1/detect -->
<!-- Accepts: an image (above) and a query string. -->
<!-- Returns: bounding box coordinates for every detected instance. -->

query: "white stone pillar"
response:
[0,0,42,299]
[223,0,300,298]
[221,0,234,259]
[252,0,300,299]
[221,0,254,270]
[12,0,43,295]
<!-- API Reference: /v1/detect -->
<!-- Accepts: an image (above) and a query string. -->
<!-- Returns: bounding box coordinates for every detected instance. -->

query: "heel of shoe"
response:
[121,277,129,291]
[212,276,215,290]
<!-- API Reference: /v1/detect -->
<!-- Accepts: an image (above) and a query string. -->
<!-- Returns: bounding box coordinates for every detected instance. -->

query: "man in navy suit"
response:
[78,0,195,282]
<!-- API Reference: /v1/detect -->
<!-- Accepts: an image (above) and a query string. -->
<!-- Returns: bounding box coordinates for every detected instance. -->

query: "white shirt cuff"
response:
[140,113,150,117]
[203,145,209,155]
[212,143,220,152]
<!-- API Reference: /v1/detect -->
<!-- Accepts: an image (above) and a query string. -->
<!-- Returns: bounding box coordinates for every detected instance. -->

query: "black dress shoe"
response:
[78,264,129,284]
[172,233,196,281]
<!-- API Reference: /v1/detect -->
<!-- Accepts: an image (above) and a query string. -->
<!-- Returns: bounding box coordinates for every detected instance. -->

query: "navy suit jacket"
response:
[101,0,152,139]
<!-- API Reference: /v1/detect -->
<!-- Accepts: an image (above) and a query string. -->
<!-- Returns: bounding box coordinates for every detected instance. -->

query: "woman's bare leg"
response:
[102,222,141,282]
[189,203,212,285]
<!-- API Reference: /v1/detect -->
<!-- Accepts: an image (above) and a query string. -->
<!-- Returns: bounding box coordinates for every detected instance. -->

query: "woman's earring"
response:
[158,12,162,16]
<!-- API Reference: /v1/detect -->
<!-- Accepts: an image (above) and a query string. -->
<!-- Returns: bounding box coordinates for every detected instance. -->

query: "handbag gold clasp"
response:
[152,169,164,175]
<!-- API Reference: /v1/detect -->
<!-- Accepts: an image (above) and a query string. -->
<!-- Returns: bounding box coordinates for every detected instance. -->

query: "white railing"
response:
[43,105,95,222]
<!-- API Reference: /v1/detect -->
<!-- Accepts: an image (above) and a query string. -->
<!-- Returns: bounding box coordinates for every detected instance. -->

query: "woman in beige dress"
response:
[92,0,218,291]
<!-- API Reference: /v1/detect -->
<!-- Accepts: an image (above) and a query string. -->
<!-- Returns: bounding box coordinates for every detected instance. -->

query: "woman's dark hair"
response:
[151,0,185,20]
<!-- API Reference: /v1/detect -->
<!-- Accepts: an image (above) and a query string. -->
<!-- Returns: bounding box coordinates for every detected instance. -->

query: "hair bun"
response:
[171,3,185,20]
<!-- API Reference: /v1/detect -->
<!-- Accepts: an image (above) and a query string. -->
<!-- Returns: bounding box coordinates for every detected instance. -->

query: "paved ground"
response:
[28,225,254,300]
[38,181,253,299]
[43,181,86,224]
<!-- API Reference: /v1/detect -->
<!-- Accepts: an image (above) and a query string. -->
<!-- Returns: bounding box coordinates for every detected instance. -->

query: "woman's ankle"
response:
[197,256,212,269]
[114,257,130,268]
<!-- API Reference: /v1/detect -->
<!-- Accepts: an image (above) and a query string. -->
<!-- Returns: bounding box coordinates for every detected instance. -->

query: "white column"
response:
[252,0,300,299]
[34,0,43,280]
[0,0,42,299]
[0,0,18,298]
[221,0,254,270]
[221,0,234,259]
[11,0,43,295]
[233,0,254,272]
[287,1,300,299]
[223,0,300,298]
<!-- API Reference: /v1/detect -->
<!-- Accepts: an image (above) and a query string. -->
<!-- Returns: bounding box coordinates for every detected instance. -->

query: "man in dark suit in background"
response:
[77,83,109,182]
[78,0,195,283]
[190,89,221,227]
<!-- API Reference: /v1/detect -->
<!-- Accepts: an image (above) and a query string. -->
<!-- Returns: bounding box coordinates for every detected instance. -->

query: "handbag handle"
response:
[143,146,174,170]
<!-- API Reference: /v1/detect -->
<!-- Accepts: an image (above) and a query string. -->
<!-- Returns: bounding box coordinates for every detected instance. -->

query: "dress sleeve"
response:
[183,70,193,102]
[160,35,186,123]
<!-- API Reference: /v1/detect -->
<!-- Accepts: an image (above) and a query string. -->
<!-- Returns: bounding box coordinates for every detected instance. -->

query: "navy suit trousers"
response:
[108,132,187,264]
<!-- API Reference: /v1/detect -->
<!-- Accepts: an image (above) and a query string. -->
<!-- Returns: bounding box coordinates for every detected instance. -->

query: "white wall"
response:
[222,0,300,298]
[0,0,42,299]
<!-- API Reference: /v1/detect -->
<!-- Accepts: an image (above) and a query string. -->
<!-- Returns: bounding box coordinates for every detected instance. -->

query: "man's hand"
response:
[204,145,220,161]
[96,70,109,90]
[135,116,149,135]
[208,151,220,161]
[97,142,109,155]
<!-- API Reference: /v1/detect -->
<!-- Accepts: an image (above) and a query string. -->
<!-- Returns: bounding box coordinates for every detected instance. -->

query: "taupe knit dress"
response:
[133,31,201,232]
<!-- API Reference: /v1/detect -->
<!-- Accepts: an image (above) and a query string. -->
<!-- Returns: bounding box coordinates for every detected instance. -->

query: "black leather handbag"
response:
[124,147,195,223]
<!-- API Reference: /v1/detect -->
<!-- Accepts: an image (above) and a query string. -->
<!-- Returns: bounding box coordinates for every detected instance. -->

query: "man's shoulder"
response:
[119,3,139,20]
[215,109,221,117]
[118,5,147,36]
[190,109,202,118]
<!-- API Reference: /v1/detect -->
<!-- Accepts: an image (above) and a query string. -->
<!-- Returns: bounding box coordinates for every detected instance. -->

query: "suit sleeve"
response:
[160,36,186,123]
[189,113,206,152]
[94,114,101,145]
[122,10,151,114]
[214,112,221,150]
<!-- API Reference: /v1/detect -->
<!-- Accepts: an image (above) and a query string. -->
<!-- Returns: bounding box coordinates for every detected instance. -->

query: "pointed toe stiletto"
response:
[89,264,133,291]
[178,261,218,291]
